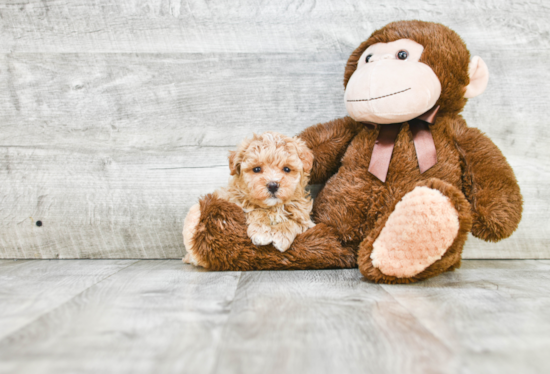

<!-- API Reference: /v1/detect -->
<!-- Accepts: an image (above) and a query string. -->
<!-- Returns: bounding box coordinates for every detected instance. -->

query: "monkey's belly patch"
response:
[371,186,459,278]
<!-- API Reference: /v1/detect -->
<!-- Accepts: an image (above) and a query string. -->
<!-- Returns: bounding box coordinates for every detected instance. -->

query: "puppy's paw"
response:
[305,220,316,230]
[272,232,295,252]
[248,223,273,247]
[250,233,273,246]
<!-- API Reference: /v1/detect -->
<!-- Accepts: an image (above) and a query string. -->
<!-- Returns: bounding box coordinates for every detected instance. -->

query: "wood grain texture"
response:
[214,269,453,374]
[0,145,230,258]
[0,53,345,148]
[0,0,548,53]
[1,260,548,374]
[0,0,549,258]
[380,260,550,374]
[0,260,242,374]
[0,259,136,339]
[214,262,550,374]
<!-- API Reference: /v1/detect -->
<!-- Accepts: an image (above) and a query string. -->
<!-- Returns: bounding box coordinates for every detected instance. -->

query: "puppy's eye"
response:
[253,167,261,173]
[396,50,408,60]
[365,54,373,63]
[283,167,291,173]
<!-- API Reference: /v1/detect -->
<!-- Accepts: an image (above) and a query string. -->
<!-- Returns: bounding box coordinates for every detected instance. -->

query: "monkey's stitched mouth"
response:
[347,88,411,102]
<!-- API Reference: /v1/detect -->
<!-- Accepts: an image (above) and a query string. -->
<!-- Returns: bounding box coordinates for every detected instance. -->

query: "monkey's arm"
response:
[454,125,523,242]
[298,116,363,184]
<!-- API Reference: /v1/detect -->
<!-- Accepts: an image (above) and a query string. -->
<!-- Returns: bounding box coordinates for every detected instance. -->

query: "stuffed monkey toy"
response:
[183,20,523,284]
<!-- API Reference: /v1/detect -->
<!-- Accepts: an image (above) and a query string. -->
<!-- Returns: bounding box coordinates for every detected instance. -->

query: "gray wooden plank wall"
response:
[0,0,549,259]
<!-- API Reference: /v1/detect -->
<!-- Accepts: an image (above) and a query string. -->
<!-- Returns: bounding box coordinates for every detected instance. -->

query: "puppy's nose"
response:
[267,182,279,194]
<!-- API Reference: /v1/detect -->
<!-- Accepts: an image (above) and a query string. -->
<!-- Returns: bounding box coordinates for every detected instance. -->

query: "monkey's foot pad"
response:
[371,186,460,278]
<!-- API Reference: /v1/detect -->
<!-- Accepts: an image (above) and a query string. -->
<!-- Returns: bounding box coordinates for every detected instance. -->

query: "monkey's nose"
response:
[370,54,393,63]
[267,182,279,194]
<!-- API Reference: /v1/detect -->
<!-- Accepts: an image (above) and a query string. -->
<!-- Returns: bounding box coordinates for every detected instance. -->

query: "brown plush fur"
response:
[190,194,356,271]
[299,118,364,184]
[453,121,523,242]
[185,20,523,283]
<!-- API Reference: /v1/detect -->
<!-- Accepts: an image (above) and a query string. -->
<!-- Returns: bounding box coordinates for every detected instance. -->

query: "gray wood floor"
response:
[0,260,548,374]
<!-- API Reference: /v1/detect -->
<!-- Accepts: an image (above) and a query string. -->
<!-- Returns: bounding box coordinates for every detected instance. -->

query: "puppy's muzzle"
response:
[267,182,279,195]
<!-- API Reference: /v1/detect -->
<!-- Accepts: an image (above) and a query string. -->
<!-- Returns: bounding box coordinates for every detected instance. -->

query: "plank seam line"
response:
[148,165,227,170]
[0,259,140,344]
[209,271,244,374]
[378,284,455,353]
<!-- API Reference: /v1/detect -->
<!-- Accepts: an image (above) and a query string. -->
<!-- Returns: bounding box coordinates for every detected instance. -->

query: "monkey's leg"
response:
[358,179,472,284]
[183,194,356,271]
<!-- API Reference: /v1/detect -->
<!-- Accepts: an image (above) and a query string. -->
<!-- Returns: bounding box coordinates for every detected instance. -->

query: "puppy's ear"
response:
[228,150,240,176]
[229,137,253,175]
[294,138,314,174]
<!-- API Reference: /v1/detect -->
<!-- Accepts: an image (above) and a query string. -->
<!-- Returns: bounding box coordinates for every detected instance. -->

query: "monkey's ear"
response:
[228,150,240,175]
[464,56,489,99]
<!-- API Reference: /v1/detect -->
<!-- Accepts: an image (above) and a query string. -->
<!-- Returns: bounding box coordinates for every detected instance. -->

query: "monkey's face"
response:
[344,39,441,124]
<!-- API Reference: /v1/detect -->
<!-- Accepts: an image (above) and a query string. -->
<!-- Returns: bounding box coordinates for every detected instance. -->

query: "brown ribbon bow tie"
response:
[366,105,440,183]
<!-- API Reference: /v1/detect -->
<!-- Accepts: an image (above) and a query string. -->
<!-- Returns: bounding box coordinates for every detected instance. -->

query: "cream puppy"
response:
[183,132,314,264]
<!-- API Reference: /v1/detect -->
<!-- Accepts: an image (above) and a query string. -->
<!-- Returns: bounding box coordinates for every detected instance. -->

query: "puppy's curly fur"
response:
[183,132,315,264]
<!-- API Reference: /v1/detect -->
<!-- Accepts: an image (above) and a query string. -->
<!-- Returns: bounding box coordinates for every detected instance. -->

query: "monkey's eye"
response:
[253,167,262,173]
[283,167,291,173]
[397,50,409,60]
[365,54,373,63]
